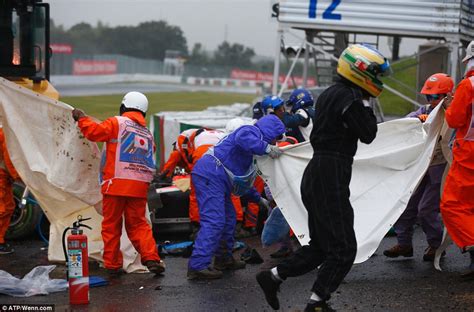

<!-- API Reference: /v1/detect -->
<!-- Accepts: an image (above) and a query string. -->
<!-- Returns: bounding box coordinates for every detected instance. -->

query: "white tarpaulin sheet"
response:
[0,78,146,273]
[257,104,444,263]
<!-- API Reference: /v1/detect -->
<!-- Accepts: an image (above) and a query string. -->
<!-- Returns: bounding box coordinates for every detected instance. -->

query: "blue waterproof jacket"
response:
[283,107,316,142]
[212,114,285,176]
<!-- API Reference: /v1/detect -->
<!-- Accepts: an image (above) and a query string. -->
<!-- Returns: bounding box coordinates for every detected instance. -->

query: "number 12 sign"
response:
[309,0,342,20]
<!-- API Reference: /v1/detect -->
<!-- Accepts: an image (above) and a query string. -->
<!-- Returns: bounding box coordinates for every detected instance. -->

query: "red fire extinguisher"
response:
[62,216,92,305]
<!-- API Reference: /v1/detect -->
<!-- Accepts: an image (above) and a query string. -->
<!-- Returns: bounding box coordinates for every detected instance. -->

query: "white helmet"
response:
[462,41,474,63]
[225,117,251,133]
[122,91,148,113]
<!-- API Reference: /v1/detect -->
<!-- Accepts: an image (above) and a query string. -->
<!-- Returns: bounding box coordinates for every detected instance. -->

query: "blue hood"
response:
[255,114,285,143]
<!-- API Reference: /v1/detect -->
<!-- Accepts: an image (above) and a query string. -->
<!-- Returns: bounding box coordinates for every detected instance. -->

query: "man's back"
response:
[311,78,377,157]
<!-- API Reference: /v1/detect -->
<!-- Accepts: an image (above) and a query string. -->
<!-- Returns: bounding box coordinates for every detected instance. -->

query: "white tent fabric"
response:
[0,78,146,273]
[257,104,444,263]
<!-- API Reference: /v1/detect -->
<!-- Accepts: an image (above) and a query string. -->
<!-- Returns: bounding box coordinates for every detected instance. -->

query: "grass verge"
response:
[61,91,256,121]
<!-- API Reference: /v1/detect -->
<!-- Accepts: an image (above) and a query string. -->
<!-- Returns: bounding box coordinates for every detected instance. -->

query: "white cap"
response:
[462,41,474,63]
[122,91,148,113]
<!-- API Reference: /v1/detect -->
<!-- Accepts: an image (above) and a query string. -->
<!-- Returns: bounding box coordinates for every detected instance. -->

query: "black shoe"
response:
[383,244,413,258]
[106,268,125,276]
[0,243,14,255]
[145,260,166,275]
[256,271,281,310]
[241,247,264,264]
[304,300,336,312]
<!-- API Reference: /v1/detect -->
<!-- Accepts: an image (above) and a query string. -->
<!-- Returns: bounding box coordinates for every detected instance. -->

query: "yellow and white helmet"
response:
[337,44,392,97]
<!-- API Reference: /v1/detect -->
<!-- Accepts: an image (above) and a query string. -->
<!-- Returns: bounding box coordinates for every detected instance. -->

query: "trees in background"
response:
[213,41,255,68]
[187,43,211,66]
[51,20,188,60]
[51,20,260,70]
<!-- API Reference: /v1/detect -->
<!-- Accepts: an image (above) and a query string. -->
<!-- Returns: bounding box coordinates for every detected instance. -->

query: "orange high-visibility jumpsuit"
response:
[161,150,187,177]
[0,129,19,244]
[244,176,264,228]
[78,111,160,269]
[441,73,474,250]
[161,129,200,176]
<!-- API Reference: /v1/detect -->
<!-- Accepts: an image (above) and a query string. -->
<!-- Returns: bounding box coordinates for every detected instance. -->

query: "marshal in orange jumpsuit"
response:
[160,129,199,177]
[161,149,187,177]
[0,129,20,249]
[440,71,474,250]
[76,109,162,272]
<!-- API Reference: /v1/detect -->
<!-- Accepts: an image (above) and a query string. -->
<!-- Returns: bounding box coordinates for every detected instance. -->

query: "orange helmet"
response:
[420,73,454,95]
[277,136,299,147]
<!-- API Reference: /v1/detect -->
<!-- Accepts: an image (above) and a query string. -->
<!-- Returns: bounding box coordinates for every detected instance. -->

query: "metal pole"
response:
[303,31,310,87]
[392,36,401,61]
[278,40,305,97]
[448,37,460,84]
[272,27,283,95]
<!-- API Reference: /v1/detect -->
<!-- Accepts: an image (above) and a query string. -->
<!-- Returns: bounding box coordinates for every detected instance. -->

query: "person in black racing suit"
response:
[256,43,392,312]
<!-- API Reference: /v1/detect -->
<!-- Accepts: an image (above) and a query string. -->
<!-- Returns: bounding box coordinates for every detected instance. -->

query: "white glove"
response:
[266,144,282,159]
[259,197,271,212]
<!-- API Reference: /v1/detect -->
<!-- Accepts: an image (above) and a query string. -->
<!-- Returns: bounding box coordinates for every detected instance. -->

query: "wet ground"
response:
[1,228,473,312]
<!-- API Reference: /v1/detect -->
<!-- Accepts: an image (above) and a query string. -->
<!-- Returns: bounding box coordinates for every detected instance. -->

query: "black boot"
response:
[256,271,281,310]
[304,300,336,312]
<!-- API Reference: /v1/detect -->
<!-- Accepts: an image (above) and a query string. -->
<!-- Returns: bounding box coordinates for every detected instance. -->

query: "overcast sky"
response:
[49,0,421,58]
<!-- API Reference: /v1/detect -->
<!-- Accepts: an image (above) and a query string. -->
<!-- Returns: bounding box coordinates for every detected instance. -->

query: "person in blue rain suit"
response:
[187,114,285,280]
[284,88,316,142]
[262,92,315,143]
[252,95,277,120]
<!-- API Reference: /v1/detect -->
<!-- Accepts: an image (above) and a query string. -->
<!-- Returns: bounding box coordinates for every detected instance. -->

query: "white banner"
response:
[257,104,444,263]
[0,78,146,272]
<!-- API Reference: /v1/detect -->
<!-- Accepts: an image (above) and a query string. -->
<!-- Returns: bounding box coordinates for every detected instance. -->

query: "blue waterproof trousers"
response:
[188,155,236,271]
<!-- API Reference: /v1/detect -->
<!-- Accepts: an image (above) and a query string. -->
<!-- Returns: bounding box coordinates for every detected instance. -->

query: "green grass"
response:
[379,57,419,116]
[61,91,256,121]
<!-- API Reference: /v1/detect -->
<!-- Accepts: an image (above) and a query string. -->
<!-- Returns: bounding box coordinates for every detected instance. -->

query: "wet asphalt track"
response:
[1,228,473,312]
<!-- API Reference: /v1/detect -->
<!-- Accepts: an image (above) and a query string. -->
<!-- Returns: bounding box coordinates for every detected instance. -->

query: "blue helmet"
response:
[262,95,285,114]
[287,88,314,113]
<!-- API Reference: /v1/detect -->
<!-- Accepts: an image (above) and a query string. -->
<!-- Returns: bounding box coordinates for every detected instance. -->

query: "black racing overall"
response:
[276,77,378,300]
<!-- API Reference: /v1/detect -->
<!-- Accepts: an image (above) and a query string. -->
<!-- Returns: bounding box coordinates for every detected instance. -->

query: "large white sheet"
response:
[0,78,146,272]
[257,104,444,263]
